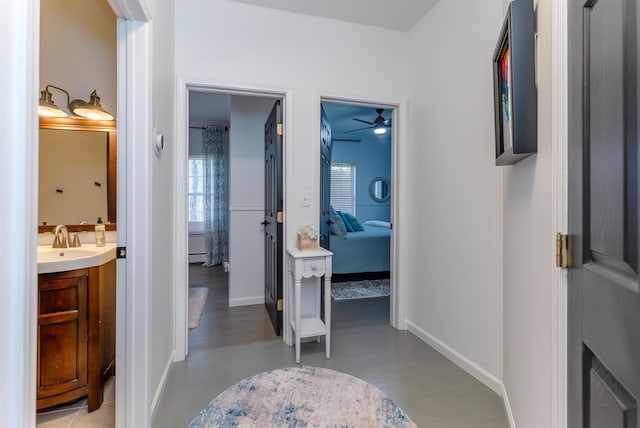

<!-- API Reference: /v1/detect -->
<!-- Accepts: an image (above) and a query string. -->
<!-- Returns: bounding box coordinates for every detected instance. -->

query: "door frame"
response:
[173,77,291,360]
[551,1,569,427]
[115,11,154,428]
[317,94,407,329]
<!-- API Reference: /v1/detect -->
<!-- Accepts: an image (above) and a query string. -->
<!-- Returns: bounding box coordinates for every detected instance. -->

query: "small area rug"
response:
[331,278,390,300]
[188,365,417,428]
[188,287,208,329]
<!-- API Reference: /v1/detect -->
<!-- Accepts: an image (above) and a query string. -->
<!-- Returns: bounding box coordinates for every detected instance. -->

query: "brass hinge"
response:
[556,233,571,268]
[277,211,283,223]
[277,299,283,312]
[116,246,127,259]
[277,123,283,136]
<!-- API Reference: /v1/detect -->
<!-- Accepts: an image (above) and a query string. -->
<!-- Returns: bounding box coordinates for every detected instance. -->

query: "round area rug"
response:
[189,365,418,428]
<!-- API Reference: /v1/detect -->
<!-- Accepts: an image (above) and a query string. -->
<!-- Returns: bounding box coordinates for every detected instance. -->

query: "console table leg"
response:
[324,276,331,359]
[295,278,301,363]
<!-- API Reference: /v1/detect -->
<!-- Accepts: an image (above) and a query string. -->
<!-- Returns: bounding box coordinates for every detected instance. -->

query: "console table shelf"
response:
[286,247,333,363]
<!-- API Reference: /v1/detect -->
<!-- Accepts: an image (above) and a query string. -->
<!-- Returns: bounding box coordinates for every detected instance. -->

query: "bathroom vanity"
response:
[36,245,116,412]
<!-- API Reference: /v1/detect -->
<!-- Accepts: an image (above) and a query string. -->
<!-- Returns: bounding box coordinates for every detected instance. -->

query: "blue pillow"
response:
[337,211,355,232]
[343,212,364,232]
[329,207,347,238]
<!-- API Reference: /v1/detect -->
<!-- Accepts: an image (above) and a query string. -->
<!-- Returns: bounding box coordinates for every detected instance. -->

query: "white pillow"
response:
[363,220,391,228]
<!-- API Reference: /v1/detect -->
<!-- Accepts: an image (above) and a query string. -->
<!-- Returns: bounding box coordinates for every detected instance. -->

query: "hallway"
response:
[153,264,508,427]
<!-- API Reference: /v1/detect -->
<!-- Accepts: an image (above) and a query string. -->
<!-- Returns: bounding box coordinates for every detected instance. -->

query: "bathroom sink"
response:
[37,244,117,273]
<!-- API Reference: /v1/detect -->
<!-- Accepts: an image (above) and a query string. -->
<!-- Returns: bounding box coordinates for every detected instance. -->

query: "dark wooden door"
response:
[568,0,640,426]
[264,100,283,335]
[320,105,333,250]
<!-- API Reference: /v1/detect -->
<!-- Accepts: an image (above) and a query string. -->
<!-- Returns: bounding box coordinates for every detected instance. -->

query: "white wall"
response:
[406,0,504,390]
[175,0,409,251]
[502,0,554,426]
[228,95,274,306]
[149,0,176,417]
[40,0,116,116]
[188,128,204,156]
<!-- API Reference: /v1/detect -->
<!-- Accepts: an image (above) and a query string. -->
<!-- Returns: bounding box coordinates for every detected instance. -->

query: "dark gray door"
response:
[568,0,640,426]
[319,105,332,250]
[264,100,283,336]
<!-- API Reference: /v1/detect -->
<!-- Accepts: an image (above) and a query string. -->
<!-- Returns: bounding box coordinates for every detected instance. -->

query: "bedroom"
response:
[320,101,393,306]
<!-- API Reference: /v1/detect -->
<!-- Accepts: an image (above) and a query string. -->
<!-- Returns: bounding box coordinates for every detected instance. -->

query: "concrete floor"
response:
[152,264,508,428]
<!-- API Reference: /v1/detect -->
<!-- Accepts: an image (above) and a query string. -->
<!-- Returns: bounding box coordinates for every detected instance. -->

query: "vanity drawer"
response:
[303,257,325,273]
[39,269,89,315]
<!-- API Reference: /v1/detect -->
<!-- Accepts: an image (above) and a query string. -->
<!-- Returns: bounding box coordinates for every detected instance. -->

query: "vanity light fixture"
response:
[38,84,114,120]
[70,90,114,120]
[38,85,68,117]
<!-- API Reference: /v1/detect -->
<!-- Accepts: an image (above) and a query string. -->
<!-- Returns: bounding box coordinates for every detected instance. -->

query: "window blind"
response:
[330,163,356,215]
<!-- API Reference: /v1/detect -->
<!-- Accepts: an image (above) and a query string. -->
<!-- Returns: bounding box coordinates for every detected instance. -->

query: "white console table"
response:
[286,247,333,363]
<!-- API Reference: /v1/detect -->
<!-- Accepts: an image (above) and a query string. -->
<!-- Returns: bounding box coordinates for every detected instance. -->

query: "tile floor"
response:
[35,377,115,428]
[151,264,509,428]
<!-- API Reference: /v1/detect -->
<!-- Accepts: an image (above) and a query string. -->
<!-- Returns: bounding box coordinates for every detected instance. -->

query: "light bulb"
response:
[374,127,386,135]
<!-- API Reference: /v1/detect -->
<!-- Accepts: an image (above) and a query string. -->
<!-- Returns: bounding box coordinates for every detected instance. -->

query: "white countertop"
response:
[37,243,117,274]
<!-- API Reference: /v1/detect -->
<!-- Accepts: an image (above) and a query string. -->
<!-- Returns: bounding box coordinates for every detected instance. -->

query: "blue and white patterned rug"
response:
[189,365,417,428]
[331,279,390,300]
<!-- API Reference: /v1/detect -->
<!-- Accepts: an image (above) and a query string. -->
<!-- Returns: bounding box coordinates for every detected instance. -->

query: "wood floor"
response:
[188,264,274,350]
[152,264,508,428]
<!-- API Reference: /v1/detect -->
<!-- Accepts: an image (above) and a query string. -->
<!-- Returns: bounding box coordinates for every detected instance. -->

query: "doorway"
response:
[319,100,396,324]
[181,88,285,354]
[35,0,118,426]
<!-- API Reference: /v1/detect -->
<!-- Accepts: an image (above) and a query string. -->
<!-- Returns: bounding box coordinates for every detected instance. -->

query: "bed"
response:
[329,223,390,275]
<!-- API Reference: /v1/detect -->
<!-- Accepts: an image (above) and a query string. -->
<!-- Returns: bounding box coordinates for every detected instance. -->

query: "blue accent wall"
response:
[331,134,391,222]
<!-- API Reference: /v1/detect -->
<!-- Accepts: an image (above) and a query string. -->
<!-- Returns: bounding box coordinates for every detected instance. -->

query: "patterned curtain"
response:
[202,125,228,266]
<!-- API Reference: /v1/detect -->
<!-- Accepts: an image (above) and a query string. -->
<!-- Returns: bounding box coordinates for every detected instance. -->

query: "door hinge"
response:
[277,299,283,312]
[556,233,571,268]
[277,211,283,224]
[116,246,127,259]
[277,123,283,136]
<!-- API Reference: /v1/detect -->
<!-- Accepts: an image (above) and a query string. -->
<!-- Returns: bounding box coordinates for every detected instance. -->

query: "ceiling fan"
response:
[346,108,391,134]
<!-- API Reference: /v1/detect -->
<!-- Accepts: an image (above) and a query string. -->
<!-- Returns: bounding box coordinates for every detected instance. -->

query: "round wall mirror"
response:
[369,177,390,203]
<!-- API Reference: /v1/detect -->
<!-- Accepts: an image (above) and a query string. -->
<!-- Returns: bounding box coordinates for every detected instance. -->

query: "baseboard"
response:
[229,296,264,307]
[188,254,206,263]
[149,350,175,425]
[406,320,502,395]
[501,383,517,428]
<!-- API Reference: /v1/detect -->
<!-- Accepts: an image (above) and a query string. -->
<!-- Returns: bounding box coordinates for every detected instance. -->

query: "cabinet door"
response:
[37,270,88,400]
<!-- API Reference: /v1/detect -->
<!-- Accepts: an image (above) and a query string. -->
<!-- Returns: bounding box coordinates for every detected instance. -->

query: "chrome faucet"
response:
[52,224,69,248]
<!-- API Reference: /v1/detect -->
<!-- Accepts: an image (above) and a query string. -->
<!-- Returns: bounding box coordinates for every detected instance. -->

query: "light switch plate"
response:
[300,190,311,207]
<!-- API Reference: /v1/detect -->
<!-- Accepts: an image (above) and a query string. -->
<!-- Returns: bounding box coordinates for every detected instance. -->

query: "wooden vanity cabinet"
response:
[37,259,116,412]
[37,268,89,408]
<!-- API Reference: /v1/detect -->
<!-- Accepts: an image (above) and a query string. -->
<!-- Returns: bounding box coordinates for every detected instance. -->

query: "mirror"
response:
[369,177,390,203]
[38,117,116,232]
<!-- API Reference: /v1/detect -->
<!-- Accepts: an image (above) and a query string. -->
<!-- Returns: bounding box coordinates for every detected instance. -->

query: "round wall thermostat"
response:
[153,129,164,155]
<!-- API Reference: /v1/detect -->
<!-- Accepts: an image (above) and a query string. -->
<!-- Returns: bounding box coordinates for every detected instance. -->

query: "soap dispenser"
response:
[95,217,106,247]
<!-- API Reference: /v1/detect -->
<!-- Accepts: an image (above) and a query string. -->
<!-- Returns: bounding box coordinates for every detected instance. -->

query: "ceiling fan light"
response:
[374,126,386,135]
